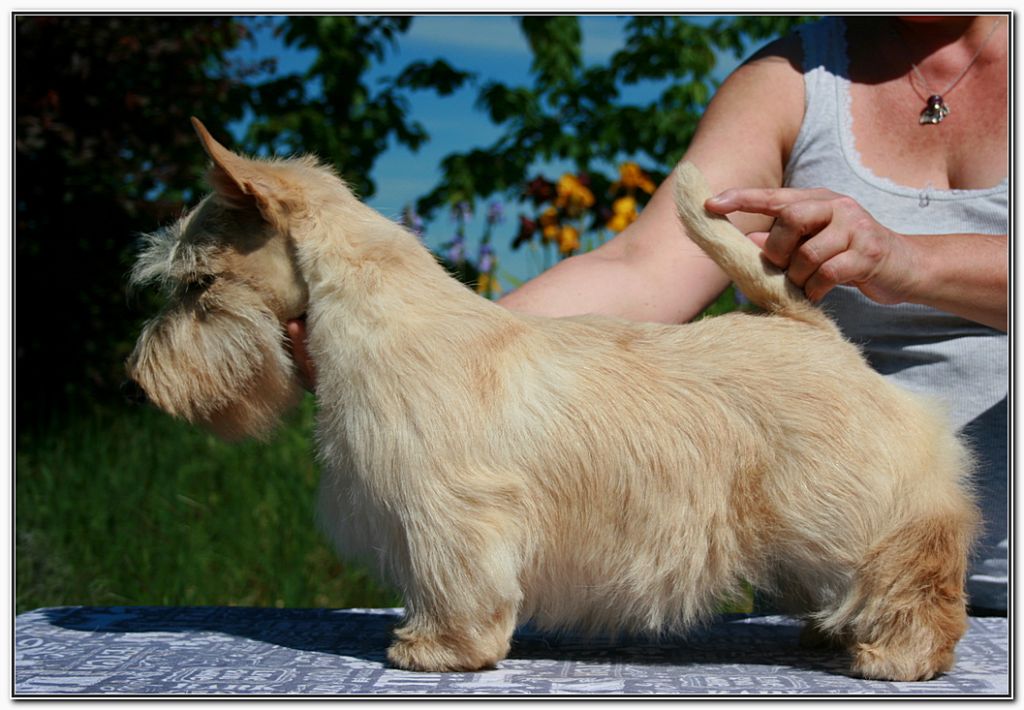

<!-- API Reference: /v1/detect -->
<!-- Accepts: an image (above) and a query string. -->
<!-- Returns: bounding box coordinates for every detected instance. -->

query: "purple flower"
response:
[446,236,465,264]
[478,243,495,273]
[451,201,473,226]
[402,205,424,239]
[486,200,505,225]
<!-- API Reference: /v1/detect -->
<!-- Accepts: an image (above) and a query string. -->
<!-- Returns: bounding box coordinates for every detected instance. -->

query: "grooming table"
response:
[15,606,1009,697]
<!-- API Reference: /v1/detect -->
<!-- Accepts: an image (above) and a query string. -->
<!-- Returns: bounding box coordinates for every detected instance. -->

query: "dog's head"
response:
[126,118,316,440]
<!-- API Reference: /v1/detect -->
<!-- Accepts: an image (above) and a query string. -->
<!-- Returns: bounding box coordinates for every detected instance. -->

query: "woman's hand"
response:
[286,317,317,392]
[705,187,919,305]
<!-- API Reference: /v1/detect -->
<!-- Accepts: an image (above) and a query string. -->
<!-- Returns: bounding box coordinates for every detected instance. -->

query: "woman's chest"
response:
[846,66,1007,191]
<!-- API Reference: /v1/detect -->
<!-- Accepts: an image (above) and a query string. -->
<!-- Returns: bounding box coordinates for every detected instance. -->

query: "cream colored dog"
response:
[127,119,978,681]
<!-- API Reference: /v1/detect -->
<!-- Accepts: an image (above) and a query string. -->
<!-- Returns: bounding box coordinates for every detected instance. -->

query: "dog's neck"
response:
[296,195,475,300]
[292,190,514,361]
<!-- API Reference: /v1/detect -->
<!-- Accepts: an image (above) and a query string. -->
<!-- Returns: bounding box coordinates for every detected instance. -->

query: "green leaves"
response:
[521,16,582,94]
[612,17,715,83]
[243,17,473,199]
[477,82,538,125]
[419,147,534,214]
[393,59,473,96]
[422,15,816,216]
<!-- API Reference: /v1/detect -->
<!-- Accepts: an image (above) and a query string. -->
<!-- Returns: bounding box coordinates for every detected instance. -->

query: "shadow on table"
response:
[510,615,851,677]
[42,606,397,665]
[42,606,850,676]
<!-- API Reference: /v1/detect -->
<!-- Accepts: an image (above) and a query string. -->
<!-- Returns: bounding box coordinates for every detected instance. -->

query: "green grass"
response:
[16,398,398,613]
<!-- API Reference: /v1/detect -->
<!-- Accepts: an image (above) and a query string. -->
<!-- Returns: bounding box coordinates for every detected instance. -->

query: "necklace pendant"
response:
[919,94,950,125]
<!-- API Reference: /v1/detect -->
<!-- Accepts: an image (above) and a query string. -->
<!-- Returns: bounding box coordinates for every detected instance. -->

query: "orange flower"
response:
[554,174,595,217]
[606,195,638,233]
[539,206,560,241]
[558,225,580,254]
[476,272,502,296]
[612,162,656,195]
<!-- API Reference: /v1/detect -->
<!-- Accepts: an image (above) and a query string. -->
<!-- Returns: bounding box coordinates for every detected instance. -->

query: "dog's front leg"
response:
[388,601,519,672]
[384,514,525,672]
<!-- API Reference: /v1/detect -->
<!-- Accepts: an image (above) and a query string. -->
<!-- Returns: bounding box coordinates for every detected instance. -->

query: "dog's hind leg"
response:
[833,506,978,681]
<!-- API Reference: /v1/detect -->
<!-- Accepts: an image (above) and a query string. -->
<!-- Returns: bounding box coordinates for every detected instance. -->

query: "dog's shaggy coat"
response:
[127,119,979,681]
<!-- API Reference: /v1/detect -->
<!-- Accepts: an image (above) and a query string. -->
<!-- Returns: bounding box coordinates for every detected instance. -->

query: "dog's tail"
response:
[673,161,832,330]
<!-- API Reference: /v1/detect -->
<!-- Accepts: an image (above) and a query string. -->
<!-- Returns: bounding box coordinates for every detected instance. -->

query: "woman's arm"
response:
[907,232,1007,331]
[498,37,806,324]
[494,175,730,324]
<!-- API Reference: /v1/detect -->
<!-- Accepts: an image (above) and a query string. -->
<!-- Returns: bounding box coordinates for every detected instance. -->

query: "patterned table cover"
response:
[15,606,1009,697]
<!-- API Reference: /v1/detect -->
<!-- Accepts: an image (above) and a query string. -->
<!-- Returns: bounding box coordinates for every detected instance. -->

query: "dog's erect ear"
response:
[191,117,286,225]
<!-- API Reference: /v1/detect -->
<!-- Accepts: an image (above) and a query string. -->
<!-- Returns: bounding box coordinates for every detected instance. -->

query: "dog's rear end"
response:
[500,305,977,681]
[672,161,979,680]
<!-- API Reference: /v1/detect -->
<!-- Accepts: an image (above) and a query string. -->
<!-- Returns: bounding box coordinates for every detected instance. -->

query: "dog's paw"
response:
[851,642,953,682]
[387,627,505,672]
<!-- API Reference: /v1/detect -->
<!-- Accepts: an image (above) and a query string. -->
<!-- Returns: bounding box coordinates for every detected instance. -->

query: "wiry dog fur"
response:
[127,119,979,681]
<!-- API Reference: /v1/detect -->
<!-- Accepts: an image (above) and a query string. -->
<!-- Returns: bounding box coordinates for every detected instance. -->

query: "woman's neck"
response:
[890,15,1005,65]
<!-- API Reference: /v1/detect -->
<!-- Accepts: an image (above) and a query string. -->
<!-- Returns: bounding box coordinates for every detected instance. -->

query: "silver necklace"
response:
[906,18,1004,125]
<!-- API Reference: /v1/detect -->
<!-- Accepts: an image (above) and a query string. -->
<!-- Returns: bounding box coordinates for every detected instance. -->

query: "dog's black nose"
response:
[121,378,149,406]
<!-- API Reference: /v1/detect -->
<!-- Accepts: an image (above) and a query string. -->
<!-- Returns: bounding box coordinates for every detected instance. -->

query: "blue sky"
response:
[233,15,755,286]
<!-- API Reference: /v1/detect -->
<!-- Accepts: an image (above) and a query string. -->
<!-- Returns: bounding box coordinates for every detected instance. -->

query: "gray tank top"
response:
[784,17,1008,610]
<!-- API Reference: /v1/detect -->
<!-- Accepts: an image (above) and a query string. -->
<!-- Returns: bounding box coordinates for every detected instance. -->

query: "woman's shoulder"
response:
[688,32,806,182]
[744,28,805,73]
